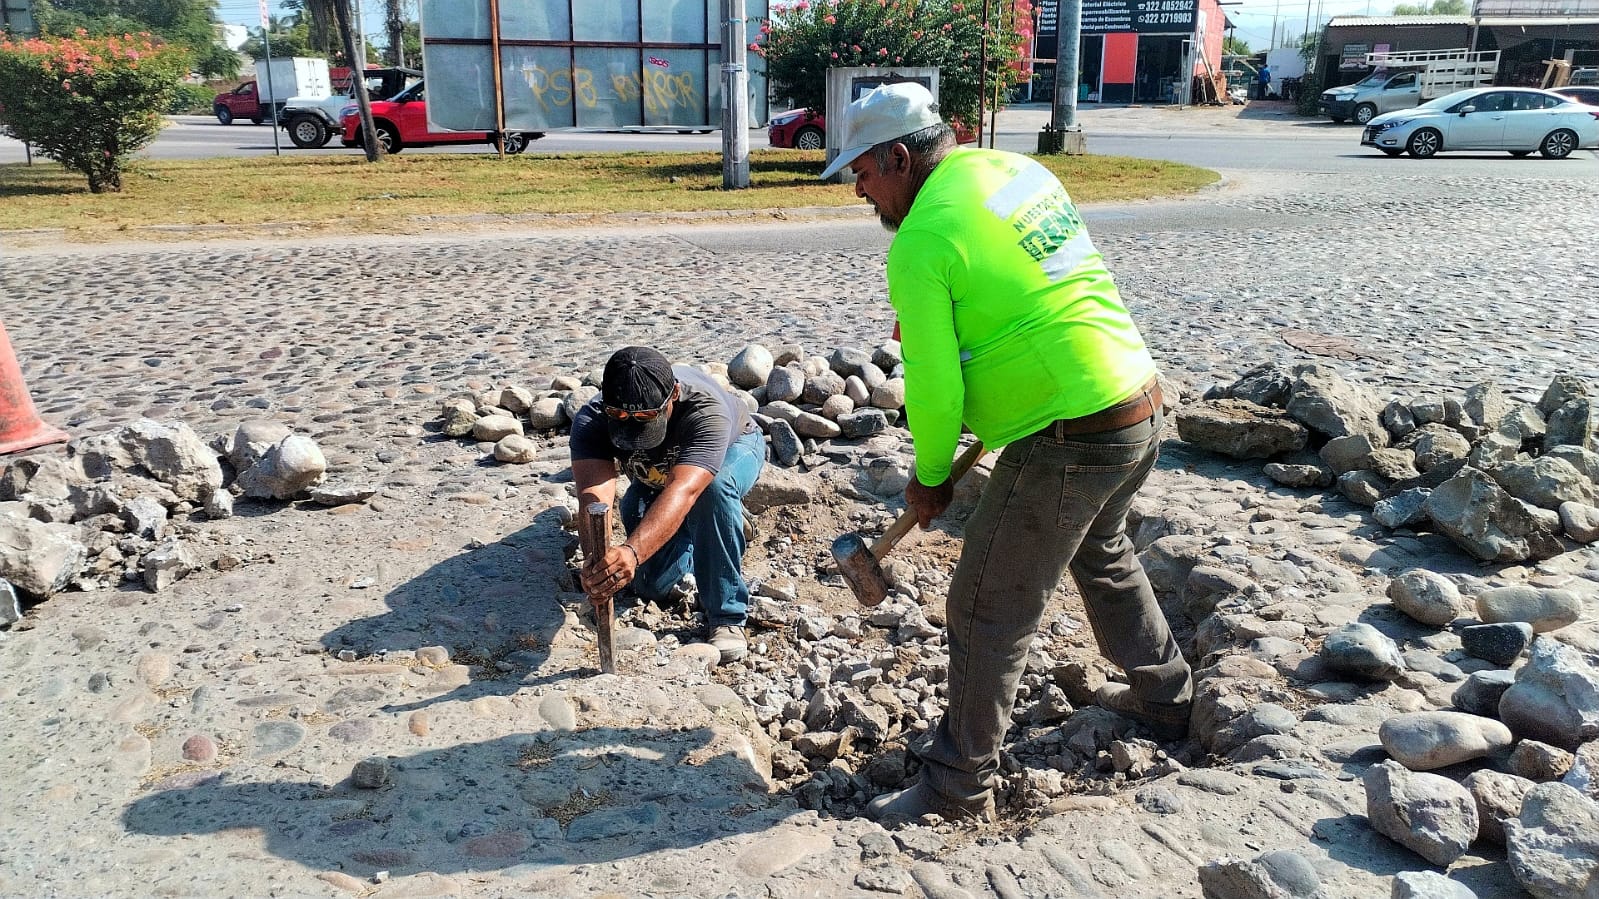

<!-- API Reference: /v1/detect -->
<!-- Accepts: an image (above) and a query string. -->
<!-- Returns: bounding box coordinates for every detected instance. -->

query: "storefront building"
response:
[1319,2,1599,89]
[1031,0,1227,103]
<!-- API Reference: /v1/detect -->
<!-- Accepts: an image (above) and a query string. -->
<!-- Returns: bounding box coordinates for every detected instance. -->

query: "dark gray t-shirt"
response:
[569,365,753,491]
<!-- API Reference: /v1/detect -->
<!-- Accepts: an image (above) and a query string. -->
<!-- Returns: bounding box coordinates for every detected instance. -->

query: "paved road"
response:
[3,129,1596,898]
[6,106,1595,175]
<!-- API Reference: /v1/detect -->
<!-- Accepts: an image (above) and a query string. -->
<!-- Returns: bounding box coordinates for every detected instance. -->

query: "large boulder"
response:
[1498,637,1599,750]
[235,434,327,500]
[1463,382,1511,437]
[1399,424,1474,474]
[1560,501,1599,544]
[1538,375,1591,418]
[0,513,86,598]
[225,420,292,471]
[1488,457,1597,511]
[728,344,775,390]
[1505,783,1599,899]
[765,366,805,404]
[1378,711,1513,771]
[1386,569,1464,627]
[1197,851,1321,899]
[1364,760,1478,866]
[1423,467,1565,562]
[1222,363,1293,409]
[1321,622,1406,681]
[1465,769,1536,846]
[1475,586,1584,633]
[1546,399,1598,453]
[1391,871,1479,899]
[1285,363,1387,445]
[744,467,817,512]
[85,419,222,503]
[1174,399,1309,459]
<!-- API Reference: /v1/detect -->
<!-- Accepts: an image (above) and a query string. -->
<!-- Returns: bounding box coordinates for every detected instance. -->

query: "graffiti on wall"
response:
[519,63,702,118]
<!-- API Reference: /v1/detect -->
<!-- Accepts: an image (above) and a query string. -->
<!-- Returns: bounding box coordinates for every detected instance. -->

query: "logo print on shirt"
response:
[982,159,1099,282]
[623,445,680,490]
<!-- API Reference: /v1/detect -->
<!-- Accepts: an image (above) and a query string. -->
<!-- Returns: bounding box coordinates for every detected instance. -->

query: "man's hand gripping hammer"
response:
[830,441,986,607]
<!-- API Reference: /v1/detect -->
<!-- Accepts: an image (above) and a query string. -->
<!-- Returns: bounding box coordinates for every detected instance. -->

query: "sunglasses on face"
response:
[602,397,669,422]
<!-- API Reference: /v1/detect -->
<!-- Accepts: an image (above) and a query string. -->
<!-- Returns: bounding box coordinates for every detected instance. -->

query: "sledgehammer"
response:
[831,441,987,607]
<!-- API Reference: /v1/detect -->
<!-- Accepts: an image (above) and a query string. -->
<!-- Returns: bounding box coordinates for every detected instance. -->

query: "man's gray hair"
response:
[869,121,956,172]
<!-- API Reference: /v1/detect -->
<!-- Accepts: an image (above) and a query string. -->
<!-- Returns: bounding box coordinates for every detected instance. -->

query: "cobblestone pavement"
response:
[2,167,1596,898]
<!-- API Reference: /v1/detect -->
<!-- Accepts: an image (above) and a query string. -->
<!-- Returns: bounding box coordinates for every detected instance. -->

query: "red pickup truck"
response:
[212,82,265,125]
[340,80,543,154]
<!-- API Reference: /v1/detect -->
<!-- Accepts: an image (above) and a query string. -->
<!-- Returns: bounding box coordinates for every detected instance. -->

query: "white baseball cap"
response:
[818,82,944,180]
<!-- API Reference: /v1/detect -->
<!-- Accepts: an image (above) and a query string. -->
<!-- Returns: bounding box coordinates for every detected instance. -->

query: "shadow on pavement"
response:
[321,506,580,711]
[122,728,786,877]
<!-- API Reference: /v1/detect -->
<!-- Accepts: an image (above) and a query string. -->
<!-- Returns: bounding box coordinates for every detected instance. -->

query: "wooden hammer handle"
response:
[868,440,987,560]
[576,501,617,675]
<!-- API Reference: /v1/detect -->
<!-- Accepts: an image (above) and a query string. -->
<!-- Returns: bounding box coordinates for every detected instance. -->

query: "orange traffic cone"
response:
[0,320,69,456]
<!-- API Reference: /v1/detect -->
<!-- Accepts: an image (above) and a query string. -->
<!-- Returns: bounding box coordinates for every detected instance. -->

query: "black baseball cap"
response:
[602,346,677,451]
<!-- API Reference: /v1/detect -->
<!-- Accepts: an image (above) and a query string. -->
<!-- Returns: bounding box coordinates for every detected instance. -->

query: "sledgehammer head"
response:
[831,532,890,607]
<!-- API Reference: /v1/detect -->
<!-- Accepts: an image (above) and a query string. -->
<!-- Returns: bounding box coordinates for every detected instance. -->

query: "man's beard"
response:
[872,202,900,232]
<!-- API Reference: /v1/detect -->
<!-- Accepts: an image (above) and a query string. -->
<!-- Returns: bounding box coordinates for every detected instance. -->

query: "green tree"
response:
[397,20,420,69]
[280,0,338,57]
[239,19,314,59]
[0,31,189,191]
[1223,35,1250,56]
[757,0,1036,131]
[1391,0,1468,13]
[33,0,238,77]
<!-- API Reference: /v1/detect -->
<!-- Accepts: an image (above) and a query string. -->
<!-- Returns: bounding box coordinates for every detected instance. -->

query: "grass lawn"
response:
[0,149,1219,240]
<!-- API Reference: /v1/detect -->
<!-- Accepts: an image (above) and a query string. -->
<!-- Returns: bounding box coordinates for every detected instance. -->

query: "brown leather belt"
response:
[1050,376,1163,438]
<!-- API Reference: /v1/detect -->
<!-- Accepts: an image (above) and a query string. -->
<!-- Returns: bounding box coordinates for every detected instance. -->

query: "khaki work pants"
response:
[921,409,1192,808]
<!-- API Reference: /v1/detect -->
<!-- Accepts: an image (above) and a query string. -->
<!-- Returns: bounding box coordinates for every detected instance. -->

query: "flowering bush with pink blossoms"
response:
[0,32,189,193]
[757,0,1035,131]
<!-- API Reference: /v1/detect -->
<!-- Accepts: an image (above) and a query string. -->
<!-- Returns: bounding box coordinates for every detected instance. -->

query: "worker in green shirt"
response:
[821,83,1193,823]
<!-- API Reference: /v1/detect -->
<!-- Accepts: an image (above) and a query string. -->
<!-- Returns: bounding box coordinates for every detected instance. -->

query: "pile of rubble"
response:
[1174,363,1599,562]
[431,342,909,469]
[1,418,367,623]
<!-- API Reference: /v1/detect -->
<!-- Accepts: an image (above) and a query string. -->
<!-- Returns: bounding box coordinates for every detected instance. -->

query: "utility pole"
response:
[720,0,749,189]
[334,0,382,161]
[259,0,281,156]
[1040,0,1086,154]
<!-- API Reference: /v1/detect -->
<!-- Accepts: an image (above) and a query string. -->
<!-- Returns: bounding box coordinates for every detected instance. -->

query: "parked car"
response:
[339,81,544,154]
[767,107,978,149]
[282,67,419,149]
[1360,87,1599,158]
[1554,85,1599,108]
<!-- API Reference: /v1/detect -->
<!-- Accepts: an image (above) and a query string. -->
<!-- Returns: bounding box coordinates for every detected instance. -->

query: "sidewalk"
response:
[997,99,1322,136]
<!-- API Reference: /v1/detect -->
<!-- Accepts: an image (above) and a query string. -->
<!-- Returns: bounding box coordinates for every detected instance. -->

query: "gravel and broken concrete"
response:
[3,162,1598,899]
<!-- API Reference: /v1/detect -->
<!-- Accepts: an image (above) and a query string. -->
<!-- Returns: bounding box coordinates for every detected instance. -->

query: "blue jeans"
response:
[620,430,764,628]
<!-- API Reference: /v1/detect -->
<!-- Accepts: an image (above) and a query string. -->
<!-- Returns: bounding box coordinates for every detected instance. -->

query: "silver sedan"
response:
[1361,87,1599,159]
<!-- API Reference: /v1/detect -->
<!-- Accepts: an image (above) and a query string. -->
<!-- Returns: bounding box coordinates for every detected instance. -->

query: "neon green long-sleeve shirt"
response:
[887,148,1157,485]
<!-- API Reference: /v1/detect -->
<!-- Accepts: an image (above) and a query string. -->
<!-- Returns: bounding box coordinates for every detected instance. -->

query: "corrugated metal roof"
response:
[1327,15,1471,25]
[1327,12,1599,25]
[1480,14,1599,22]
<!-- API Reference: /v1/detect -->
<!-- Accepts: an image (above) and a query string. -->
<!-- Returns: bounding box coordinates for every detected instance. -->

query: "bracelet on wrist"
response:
[621,542,640,567]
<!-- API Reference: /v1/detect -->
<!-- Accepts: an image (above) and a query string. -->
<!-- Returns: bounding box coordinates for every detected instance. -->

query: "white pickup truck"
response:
[1321,49,1500,125]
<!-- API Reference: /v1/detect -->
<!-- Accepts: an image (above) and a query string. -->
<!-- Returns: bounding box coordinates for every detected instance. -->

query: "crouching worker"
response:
[569,346,764,664]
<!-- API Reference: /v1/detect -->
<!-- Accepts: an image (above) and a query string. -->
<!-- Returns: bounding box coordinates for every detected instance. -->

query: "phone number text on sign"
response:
[1136,11,1193,24]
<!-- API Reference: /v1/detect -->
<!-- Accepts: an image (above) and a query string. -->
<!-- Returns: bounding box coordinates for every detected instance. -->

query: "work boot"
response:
[1095,682,1190,741]
[865,781,996,825]
[708,624,747,664]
